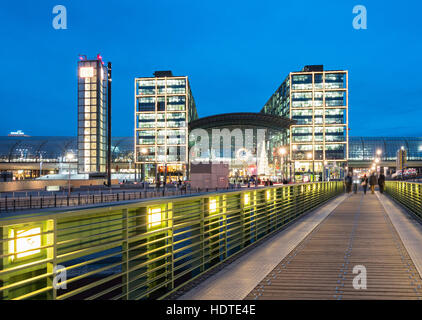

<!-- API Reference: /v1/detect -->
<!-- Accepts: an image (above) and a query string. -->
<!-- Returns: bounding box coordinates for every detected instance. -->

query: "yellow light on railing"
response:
[9,227,41,261]
[244,193,250,205]
[266,190,271,201]
[148,207,162,228]
[209,198,217,213]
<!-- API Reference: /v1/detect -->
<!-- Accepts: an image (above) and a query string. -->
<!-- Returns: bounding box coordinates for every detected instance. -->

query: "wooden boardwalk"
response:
[245,193,422,300]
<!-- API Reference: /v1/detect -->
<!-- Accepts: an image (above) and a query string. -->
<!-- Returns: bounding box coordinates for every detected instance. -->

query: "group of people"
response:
[344,171,386,195]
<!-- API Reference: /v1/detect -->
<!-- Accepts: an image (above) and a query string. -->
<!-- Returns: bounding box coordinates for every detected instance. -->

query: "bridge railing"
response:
[385,181,422,219]
[0,181,343,300]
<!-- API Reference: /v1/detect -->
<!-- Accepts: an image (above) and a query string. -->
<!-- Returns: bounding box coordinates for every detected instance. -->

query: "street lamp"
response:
[66,152,74,196]
[139,148,148,182]
[323,160,328,181]
[278,147,287,181]
[306,152,314,182]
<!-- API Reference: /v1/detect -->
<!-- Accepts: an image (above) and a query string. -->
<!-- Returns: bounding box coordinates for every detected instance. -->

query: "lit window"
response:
[9,227,41,261]
[79,67,94,78]
[209,198,217,213]
[148,208,162,228]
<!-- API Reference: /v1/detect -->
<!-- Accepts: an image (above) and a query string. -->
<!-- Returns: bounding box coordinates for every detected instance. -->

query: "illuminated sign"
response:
[79,67,94,78]
[9,227,41,261]
[244,193,250,205]
[148,208,162,228]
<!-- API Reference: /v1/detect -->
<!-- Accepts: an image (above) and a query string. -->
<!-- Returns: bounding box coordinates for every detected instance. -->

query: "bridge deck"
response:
[245,193,422,300]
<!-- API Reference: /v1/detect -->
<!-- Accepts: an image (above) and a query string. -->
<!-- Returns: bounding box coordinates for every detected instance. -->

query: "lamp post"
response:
[140,148,148,182]
[66,152,74,196]
[306,152,313,182]
[323,160,328,181]
[107,62,112,188]
[278,147,287,182]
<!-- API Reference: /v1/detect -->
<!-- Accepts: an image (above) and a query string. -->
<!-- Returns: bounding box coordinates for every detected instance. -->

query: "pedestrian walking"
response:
[369,172,377,194]
[344,172,352,193]
[361,174,368,194]
[352,172,359,194]
[378,172,386,194]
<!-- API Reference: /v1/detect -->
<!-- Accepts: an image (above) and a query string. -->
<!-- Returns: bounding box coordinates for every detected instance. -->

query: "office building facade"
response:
[261,65,348,181]
[134,71,198,182]
[77,55,109,174]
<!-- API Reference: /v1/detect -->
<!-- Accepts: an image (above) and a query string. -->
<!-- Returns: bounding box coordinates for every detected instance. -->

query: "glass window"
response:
[292,74,312,90]
[292,92,312,108]
[325,73,346,89]
[325,126,346,142]
[157,80,165,94]
[325,144,346,160]
[314,74,323,89]
[292,109,312,125]
[325,109,345,124]
[157,97,165,111]
[325,91,346,107]
[314,92,323,107]
[292,144,312,160]
[137,79,155,95]
[138,97,155,112]
[167,79,186,94]
[292,127,312,142]
[167,96,186,111]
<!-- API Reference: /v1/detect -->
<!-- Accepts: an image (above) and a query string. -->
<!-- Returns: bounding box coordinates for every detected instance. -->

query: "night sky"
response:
[0,0,421,137]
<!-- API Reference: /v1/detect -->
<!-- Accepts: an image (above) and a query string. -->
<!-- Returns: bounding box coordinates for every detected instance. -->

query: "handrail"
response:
[385,181,422,219]
[0,181,343,300]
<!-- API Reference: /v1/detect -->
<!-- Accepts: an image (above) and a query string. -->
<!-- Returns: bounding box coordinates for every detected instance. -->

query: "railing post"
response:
[122,208,129,300]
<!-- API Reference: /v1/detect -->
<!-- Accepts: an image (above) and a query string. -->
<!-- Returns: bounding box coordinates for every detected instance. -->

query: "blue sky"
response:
[0,0,421,137]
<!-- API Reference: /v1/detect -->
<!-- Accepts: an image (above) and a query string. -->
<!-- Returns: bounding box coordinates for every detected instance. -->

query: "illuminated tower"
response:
[77,54,109,174]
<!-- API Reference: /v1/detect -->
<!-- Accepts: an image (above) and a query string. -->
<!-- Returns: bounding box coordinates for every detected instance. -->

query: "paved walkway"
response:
[181,192,422,300]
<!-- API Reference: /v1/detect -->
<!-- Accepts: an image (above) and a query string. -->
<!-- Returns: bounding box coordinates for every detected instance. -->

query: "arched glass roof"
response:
[0,137,134,162]
[349,137,422,161]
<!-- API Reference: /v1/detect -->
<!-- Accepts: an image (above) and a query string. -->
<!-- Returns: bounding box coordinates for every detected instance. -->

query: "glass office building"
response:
[134,71,198,182]
[261,65,348,181]
[77,56,108,174]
